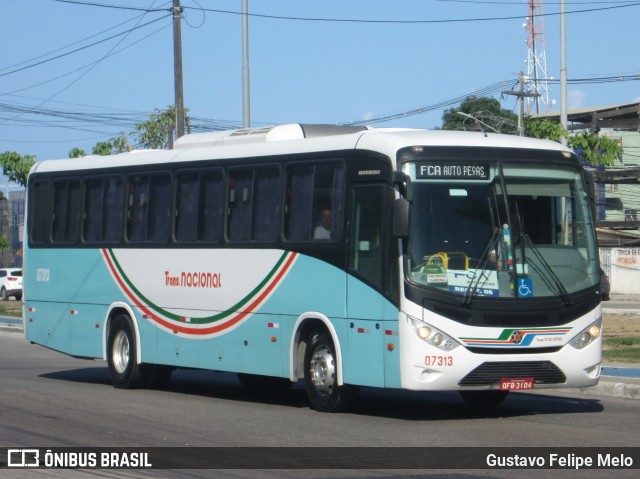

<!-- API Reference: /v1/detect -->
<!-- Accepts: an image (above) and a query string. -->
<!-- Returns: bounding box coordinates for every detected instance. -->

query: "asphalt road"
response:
[1,331,639,479]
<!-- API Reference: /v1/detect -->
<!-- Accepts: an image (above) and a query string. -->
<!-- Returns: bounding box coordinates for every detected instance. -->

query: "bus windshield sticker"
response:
[447,269,499,297]
[416,163,489,180]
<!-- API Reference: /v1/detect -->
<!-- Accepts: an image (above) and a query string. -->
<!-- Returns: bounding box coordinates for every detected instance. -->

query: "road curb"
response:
[548,379,640,401]
[0,324,22,334]
[602,308,639,315]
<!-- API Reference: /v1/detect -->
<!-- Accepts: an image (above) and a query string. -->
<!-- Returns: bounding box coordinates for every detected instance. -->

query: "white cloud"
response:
[362,112,375,122]
[568,90,586,109]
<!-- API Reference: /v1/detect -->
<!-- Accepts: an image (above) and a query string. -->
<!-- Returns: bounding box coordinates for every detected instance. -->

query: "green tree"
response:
[134,105,190,150]
[111,131,133,153]
[442,96,518,134]
[522,118,621,165]
[71,107,188,155]
[92,141,113,156]
[569,132,622,166]
[0,151,36,187]
[90,133,132,156]
[68,147,87,158]
[524,118,568,143]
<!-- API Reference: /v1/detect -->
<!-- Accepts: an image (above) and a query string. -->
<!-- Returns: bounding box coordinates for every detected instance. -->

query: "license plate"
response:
[500,377,534,391]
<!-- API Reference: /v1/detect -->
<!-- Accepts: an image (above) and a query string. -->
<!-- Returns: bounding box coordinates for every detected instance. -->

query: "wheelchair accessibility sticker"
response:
[518,278,534,297]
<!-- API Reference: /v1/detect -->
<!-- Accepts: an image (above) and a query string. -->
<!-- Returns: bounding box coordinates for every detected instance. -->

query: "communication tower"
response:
[524,0,550,114]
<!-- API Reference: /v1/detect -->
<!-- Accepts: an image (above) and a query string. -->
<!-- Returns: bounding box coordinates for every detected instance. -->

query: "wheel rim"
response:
[112,330,130,375]
[309,344,335,396]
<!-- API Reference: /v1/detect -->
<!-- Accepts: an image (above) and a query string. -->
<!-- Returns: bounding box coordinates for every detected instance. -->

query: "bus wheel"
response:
[459,390,509,408]
[107,315,147,389]
[303,331,358,412]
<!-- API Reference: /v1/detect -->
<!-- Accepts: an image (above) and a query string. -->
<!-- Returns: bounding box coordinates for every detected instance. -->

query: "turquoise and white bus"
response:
[24,124,603,412]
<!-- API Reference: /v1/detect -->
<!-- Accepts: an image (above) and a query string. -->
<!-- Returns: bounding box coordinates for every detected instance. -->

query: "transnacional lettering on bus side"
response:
[164,271,223,288]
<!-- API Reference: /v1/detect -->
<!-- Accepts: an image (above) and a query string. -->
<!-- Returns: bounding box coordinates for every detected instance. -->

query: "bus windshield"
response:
[405,161,599,300]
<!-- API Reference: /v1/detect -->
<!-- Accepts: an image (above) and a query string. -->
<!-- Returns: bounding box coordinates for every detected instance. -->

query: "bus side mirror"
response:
[393,198,411,238]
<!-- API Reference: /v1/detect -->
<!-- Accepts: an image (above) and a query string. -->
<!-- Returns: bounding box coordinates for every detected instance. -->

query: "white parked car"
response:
[0,268,22,301]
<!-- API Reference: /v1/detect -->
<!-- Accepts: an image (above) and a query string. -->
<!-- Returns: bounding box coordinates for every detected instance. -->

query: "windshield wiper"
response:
[515,233,573,306]
[461,226,500,307]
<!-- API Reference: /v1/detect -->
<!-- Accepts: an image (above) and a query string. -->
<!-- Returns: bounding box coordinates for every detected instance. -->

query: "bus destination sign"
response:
[416,163,490,180]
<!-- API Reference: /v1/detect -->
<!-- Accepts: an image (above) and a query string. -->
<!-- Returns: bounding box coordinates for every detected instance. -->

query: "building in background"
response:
[0,189,25,268]
[535,102,640,248]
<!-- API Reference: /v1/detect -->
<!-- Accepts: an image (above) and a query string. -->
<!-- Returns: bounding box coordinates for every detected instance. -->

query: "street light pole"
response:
[560,0,568,145]
[242,0,251,128]
[173,0,185,140]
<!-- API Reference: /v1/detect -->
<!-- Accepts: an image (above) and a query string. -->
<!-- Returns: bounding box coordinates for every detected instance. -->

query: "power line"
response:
[343,79,519,126]
[0,14,171,78]
[1,22,171,97]
[0,1,169,129]
[43,0,640,24]
[1,71,637,140]
[0,12,155,74]
[51,0,169,13]
[186,2,640,24]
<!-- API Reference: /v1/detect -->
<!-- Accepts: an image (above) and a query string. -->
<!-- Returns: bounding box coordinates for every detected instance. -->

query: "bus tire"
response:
[459,390,509,408]
[107,315,147,389]
[303,331,358,412]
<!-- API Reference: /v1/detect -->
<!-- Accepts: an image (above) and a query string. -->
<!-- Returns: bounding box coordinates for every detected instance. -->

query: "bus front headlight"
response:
[569,318,602,350]
[408,316,460,351]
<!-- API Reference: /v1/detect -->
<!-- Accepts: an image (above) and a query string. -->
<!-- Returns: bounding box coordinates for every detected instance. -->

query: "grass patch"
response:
[0,301,22,318]
[602,336,640,364]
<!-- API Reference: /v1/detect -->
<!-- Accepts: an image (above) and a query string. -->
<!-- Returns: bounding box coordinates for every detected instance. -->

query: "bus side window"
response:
[176,169,224,243]
[84,178,105,243]
[252,167,281,242]
[84,176,123,244]
[127,176,149,242]
[29,180,51,245]
[200,170,224,242]
[52,179,81,244]
[175,172,200,242]
[227,170,253,242]
[126,174,171,243]
[313,163,345,241]
[284,165,314,241]
[103,177,124,243]
[284,161,344,242]
[148,175,171,242]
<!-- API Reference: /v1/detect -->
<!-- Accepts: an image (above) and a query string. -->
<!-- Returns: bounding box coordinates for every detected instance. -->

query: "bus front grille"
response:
[458,361,566,387]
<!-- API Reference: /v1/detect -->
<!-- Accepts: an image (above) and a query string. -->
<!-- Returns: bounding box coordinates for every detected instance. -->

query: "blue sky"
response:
[1,0,639,169]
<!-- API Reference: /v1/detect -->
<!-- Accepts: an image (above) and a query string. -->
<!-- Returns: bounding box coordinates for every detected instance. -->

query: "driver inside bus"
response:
[487,249,503,271]
[313,208,332,240]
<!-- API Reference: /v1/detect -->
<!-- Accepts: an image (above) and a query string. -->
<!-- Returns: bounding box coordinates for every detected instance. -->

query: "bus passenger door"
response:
[346,184,395,388]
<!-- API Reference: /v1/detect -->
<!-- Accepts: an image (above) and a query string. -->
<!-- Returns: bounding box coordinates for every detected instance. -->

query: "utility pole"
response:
[503,72,539,136]
[173,0,185,140]
[242,0,251,128]
[560,0,568,145]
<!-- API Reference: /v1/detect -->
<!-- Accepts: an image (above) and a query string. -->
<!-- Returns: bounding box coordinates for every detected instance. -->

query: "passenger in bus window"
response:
[487,250,503,270]
[313,208,332,240]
